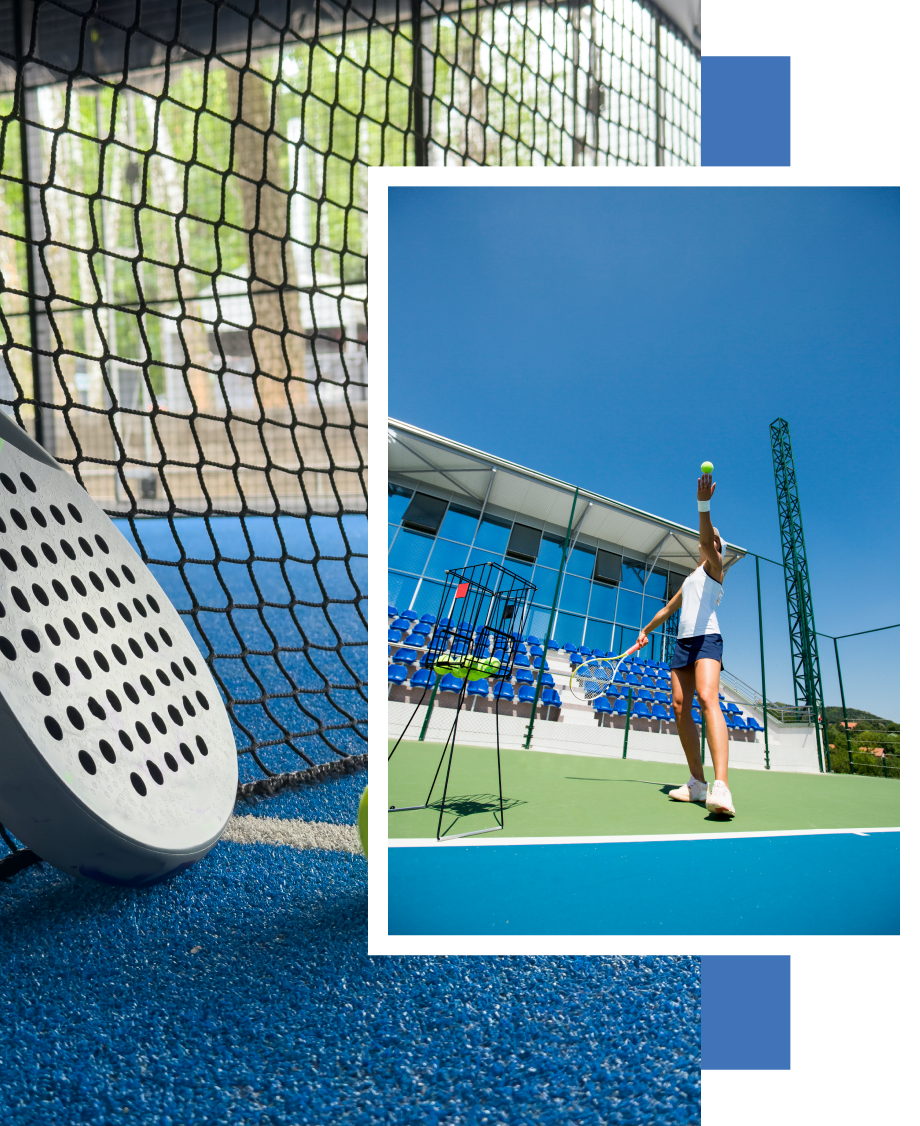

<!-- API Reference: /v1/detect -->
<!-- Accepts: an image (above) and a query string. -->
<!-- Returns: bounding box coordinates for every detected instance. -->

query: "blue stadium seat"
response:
[656,679,670,691]
[438,617,452,627]
[401,610,418,622]
[411,619,432,634]
[467,679,490,698]
[636,688,652,702]
[542,688,562,708]
[614,670,628,683]
[493,681,515,701]
[526,634,542,646]
[746,717,764,731]
[410,669,438,689]
[387,629,403,644]
[419,613,436,624]
[727,702,742,715]
[632,702,652,718]
[391,618,412,633]
[404,632,429,648]
[594,697,613,715]
[513,654,531,668]
[563,642,577,652]
[439,674,464,694]
[569,652,583,666]
[529,645,544,657]
[614,698,629,716]
[387,664,409,684]
[578,646,591,656]
[546,638,560,650]
[591,648,605,658]
[625,674,640,686]
[514,641,528,653]
[719,693,725,700]
[691,707,702,723]
[393,647,418,665]
[651,703,670,721]
[515,669,535,685]
[388,604,399,617]
[536,672,555,687]
[653,691,670,703]
[719,701,729,713]
[641,676,655,687]
[518,685,536,704]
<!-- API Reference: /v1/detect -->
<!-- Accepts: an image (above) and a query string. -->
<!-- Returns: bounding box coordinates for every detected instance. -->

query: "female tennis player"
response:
[636,472,736,816]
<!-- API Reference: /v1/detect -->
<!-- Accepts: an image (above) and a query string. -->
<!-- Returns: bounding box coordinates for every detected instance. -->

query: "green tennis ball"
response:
[700,461,714,475]
[357,785,368,858]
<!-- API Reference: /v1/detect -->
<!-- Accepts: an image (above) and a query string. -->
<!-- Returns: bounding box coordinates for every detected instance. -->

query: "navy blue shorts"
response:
[670,633,723,671]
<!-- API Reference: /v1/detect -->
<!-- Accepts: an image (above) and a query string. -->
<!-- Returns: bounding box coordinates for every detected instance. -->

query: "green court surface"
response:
[387,739,900,839]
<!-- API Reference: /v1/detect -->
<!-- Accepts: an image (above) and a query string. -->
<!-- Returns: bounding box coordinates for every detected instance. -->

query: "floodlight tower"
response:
[770,418,830,772]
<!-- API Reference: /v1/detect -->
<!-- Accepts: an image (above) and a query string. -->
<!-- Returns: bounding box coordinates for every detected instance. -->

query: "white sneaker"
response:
[706,780,735,816]
[668,777,709,804]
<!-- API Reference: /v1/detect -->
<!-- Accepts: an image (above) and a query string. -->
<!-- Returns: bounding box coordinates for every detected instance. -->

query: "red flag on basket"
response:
[454,582,469,600]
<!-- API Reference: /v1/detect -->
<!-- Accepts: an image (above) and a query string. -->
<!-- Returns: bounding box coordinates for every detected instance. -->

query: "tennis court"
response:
[388,739,899,935]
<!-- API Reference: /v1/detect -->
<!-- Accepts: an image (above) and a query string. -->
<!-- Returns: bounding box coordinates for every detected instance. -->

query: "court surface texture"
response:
[388,740,899,935]
[0,776,702,1125]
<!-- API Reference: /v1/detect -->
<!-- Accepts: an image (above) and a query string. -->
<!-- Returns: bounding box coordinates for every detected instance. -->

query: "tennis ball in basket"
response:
[700,461,714,475]
[358,786,368,858]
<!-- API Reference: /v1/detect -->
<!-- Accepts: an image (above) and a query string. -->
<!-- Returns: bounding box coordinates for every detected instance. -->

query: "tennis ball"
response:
[700,461,714,475]
[357,785,368,858]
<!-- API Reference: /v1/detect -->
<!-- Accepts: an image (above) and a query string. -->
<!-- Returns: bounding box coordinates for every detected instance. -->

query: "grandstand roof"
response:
[388,419,748,574]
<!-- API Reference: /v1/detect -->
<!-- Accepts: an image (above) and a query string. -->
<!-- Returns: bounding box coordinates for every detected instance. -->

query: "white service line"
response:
[386,826,900,848]
[223,814,362,853]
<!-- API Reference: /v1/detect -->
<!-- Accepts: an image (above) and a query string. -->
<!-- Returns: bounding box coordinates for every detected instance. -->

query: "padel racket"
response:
[568,641,644,702]
[0,415,238,886]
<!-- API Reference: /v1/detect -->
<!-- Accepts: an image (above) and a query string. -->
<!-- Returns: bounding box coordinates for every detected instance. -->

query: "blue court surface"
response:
[389,830,899,935]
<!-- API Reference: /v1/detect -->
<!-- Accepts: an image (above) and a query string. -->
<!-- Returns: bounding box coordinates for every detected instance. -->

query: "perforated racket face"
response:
[0,441,237,856]
[569,659,617,702]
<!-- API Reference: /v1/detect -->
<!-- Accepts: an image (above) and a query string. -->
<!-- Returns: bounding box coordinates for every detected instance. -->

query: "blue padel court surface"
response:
[0,775,701,1125]
[389,830,899,935]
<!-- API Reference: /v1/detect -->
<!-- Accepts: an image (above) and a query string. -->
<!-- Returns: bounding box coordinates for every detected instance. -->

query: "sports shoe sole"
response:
[706,800,735,816]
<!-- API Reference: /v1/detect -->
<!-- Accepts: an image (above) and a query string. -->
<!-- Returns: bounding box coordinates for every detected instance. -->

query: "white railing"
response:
[719,668,814,726]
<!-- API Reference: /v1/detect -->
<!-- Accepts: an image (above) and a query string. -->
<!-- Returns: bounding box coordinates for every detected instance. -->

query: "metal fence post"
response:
[755,554,771,770]
[418,674,442,741]
[525,489,579,750]
[832,637,853,774]
[622,688,633,758]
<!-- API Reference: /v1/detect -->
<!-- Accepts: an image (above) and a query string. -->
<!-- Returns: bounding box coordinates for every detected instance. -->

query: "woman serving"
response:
[636,471,736,816]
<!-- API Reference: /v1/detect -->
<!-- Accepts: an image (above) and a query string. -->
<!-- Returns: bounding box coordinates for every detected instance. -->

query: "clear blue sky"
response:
[388,187,899,716]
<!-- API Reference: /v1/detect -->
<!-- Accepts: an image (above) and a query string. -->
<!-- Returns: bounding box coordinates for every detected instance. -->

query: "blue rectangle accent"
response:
[702,57,791,166]
[702,956,791,1069]
[388,832,898,935]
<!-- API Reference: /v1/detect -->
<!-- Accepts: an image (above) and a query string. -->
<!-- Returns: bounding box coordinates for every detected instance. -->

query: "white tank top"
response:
[677,565,723,639]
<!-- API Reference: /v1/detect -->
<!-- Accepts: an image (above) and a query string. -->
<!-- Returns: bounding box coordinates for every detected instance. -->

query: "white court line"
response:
[223,814,362,853]
[387,826,900,848]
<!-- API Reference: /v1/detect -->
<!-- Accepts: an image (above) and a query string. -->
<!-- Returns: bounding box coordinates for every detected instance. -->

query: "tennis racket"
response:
[568,641,644,702]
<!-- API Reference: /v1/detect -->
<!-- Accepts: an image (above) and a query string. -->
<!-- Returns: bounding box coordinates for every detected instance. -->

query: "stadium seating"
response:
[726,702,742,715]
[653,691,670,703]
[563,642,577,652]
[636,689,652,702]
[513,654,531,668]
[515,670,535,685]
[392,647,418,665]
[410,669,437,689]
[388,604,399,617]
[404,633,429,648]
[401,610,418,622]
[613,699,629,716]
[625,674,641,686]
[387,629,403,644]
[391,618,412,633]
[547,639,560,650]
[536,672,555,687]
[467,679,490,698]
[419,613,437,624]
[526,635,542,645]
[578,646,591,656]
[542,688,562,708]
[388,665,409,685]
[493,681,515,702]
[632,702,652,719]
[529,645,544,657]
[651,704,670,721]
[691,707,701,723]
[594,697,613,715]
[746,717,764,731]
[518,685,536,703]
[592,648,605,658]
[439,674,464,694]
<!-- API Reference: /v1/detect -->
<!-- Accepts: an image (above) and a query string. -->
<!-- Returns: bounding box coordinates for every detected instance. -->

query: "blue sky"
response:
[388,187,899,717]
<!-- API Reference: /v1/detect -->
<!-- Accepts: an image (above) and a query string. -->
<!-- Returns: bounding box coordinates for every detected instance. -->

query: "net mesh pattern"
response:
[0,0,698,827]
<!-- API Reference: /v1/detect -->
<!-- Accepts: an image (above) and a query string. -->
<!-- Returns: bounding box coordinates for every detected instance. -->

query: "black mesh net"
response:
[0,0,699,870]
